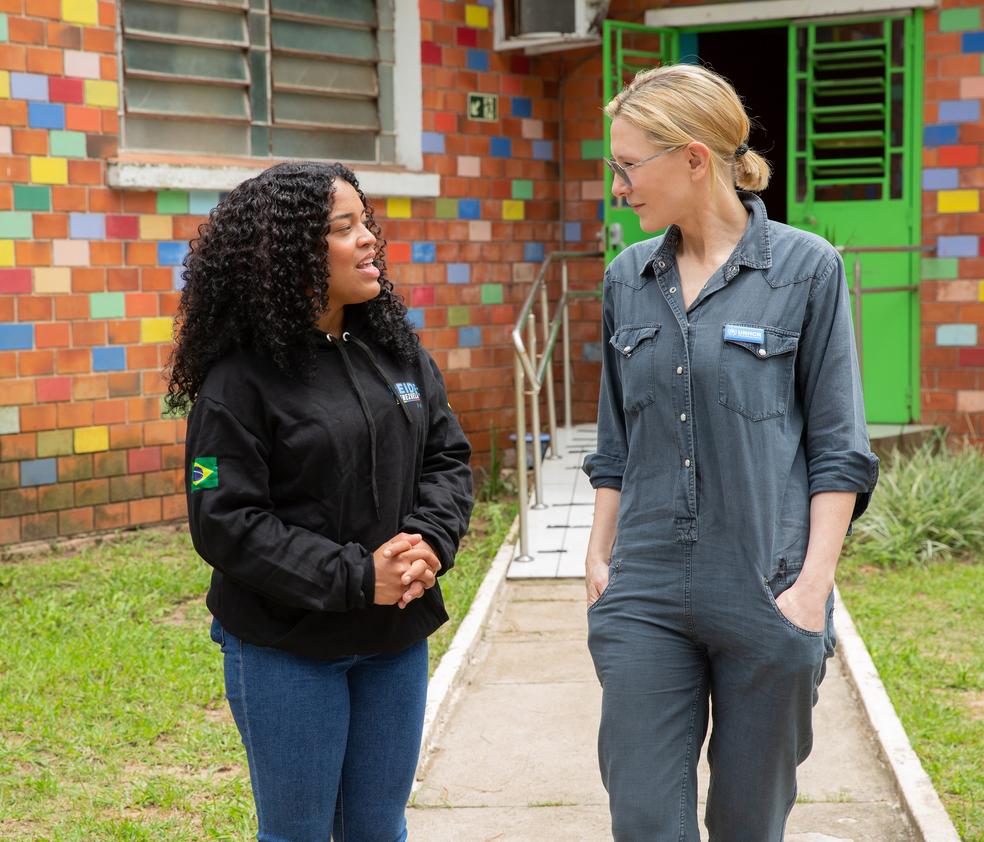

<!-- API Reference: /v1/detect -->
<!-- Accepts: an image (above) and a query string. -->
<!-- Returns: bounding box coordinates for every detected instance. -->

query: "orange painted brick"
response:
[124,294,156,318]
[99,0,115,26]
[26,46,62,75]
[123,193,157,213]
[71,321,106,347]
[107,371,140,397]
[0,302,12,324]
[18,350,54,378]
[159,292,180,314]
[107,320,139,344]
[47,22,83,49]
[0,101,28,129]
[30,0,59,17]
[128,446,161,473]
[14,241,50,266]
[172,217,202,240]
[83,27,115,53]
[129,496,162,525]
[126,242,157,266]
[12,128,47,156]
[59,506,94,536]
[126,396,159,422]
[19,402,55,431]
[55,348,90,375]
[1,433,36,461]
[127,345,158,370]
[57,401,93,429]
[9,16,44,43]
[89,242,122,266]
[71,267,104,293]
[0,185,11,210]
[0,157,30,182]
[88,188,122,213]
[17,295,52,321]
[162,493,186,521]
[143,420,176,446]
[939,145,979,167]
[36,322,70,348]
[65,105,101,133]
[142,369,169,395]
[99,53,116,80]
[107,268,139,291]
[0,45,27,72]
[101,110,119,135]
[51,186,87,212]
[109,423,142,449]
[54,294,88,320]
[94,501,128,530]
[73,373,108,401]
[68,160,102,185]
[32,213,68,239]
[0,516,20,545]
[140,268,172,292]
[93,402,126,429]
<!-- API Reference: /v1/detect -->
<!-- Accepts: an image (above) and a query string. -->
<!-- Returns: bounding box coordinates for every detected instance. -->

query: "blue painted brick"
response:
[458,327,482,348]
[511,97,532,118]
[532,140,554,160]
[92,346,127,372]
[447,263,471,284]
[172,266,185,290]
[188,191,221,214]
[597,200,605,221]
[0,323,33,350]
[10,72,48,101]
[490,137,512,158]
[524,242,545,262]
[467,49,489,71]
[458,199,481,220]
[406,308,425,329]
[20,458,56,487]
[936,324,977,346]
[564,222,582,242]
[924,125,959,146]
[69,213,105,239]
[421,132,445,154]
[412,242,436,263]
[961,31,984,52]
[922,168,959,190]
[158,241,188,266]
[476,0,493,6]
[939,99,980,123]
[28,102,64,130]
[937,235,979,258]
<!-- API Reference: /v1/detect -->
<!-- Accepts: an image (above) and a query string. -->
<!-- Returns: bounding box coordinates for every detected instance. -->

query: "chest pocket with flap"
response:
[610,323,660,413]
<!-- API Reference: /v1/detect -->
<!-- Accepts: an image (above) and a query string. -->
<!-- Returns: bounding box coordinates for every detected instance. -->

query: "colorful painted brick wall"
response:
[922,2,984,442]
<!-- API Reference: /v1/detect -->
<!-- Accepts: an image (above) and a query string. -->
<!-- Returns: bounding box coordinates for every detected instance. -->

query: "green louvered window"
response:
[120,0,395,161]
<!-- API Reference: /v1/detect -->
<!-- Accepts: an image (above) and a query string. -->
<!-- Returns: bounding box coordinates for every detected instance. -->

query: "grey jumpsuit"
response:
[583,193,879,841]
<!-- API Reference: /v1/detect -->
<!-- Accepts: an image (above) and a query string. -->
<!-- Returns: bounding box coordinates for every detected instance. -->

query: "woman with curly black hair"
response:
[166,161,473,842]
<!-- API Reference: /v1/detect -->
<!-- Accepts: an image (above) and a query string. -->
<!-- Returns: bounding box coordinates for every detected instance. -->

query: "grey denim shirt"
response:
[583,192,879,565]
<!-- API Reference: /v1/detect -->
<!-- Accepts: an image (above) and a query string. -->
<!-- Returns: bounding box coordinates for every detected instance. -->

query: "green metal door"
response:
[787,15,922,423]
[603,20,678,265]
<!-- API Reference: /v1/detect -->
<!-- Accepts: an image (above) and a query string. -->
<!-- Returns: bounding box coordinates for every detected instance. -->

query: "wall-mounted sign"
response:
[468,92,498,122]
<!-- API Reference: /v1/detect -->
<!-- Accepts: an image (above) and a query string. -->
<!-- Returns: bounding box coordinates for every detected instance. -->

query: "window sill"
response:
[107,154,440,198]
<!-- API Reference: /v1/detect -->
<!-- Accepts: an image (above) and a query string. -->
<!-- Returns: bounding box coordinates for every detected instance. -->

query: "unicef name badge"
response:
[723,324,765,344]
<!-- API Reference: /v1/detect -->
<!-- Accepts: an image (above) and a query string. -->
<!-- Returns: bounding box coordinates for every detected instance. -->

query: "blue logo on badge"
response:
[395,382,422,404]
[724,324,765,344]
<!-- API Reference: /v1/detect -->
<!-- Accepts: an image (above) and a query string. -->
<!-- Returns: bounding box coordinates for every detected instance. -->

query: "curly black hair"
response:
[164,161,419,413]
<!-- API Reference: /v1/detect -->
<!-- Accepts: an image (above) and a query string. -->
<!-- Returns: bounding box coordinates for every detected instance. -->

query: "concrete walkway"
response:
[407,579,916,841]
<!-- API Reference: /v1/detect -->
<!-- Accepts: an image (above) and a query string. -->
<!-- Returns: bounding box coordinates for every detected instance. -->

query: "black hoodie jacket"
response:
[184,329,473,659]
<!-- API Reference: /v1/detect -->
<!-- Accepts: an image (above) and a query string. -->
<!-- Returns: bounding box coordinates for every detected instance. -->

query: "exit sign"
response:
[468,92,498,122]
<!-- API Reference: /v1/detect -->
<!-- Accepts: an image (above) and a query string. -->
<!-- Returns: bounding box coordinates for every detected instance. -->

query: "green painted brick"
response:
[14,185,50,211]
[481,283,503,304]
[0,15,7,42]
[0,406,18,435]
[157,190,190,214]
[939,8,980,32]
[447,306,470,326]
[921,257,959,280]
[581,139,605,160]
[37,430,74,458]
[49,130,87,158]
[89,292,125,319]
[511,179,533,200]
[0,212,33,238]
[435,198,458,219]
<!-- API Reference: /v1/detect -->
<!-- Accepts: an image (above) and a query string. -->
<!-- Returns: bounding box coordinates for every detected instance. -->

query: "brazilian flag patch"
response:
[191,457,218,492]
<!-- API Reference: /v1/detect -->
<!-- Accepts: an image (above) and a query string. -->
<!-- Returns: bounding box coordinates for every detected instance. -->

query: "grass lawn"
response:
[837,556,983,841]
[0,498,515,841]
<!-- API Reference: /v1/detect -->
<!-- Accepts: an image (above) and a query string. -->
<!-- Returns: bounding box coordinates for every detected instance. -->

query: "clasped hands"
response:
[373,532,441,610]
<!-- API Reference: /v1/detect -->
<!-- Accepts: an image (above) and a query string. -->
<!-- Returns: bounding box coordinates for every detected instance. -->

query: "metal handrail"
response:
[512,250,603,563]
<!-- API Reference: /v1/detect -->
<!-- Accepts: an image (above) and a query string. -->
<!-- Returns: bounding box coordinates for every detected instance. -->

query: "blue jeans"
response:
[211,617,428,842]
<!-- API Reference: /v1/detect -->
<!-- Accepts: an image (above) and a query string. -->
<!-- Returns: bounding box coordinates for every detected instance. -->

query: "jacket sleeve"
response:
[185,396,376,611]
[582,270,627,490]
[797,251,880,521]
[400,351,473,575]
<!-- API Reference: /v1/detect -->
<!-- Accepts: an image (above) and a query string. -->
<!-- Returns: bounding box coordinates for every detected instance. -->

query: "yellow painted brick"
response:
[30,157,69,185]
[937,190,980,213]
[0,71,9,100]
[465,4,490,27]
[141,317,174,344]
[74,426,109,454]
[387,197,411,219]
[979,281,984,302]
[62,0,98,24]
[502,200,525,221]
[34,268,71,293]
[139,215,173,240]
[84,79,119,108]
[0,241,12,267]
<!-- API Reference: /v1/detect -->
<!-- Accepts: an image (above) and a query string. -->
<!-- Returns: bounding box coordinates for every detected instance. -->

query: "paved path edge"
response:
[833,586,961,842]
[413,515,519,790]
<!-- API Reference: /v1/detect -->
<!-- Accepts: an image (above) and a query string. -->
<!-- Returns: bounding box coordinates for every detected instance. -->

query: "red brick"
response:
[126,243,158,266]
[101,110,118,135]
[109,423,142,449]
[124,293,157,317]
[46,23,82,49]
[1,433,35,461]
[35,322,70,348]
[59,505,94,536]
[88,187,122,213]
[51,185,86,211]
[71,267,103,293]
[129,496,162,525]
[93,451,127,478]
[959,348,984,367]
[16,295,51,322]
[29,0,59,17]
[938,145,979,167]
[0,269,31,294]
[32,213,67,238]
[123,192,157,214]
[144,468,180,496]
[0,516,20,545]
[94,501,128,530]
[48,75,85,104]
[127,345,157,369]
[127,446,161,474]
[0,45,27,73]
[55,348,90,375]
[74,478,108,506]
[422,41,442,64]
[38,482,74,512]
[71,321,106,347]
[82,27,115,53]
[20,512,57,540]
[108,320,139,344]
[143,420,176,446]
[68,160,102,185]
[8,16,44,43]
[58,454,92,482]
[107,268,139,291]
[141,268,173,292]
[107,371,141,397]
[106,215,139,239]
[57,401,92,429]
[0,156,30,181]
[93,399,126,426]
[110,474,143,502]
[0,379,34,406]
[37,376,71,402]
[26,46,62,75]
[0,351,15,378]
[54,294,88,319]
[90,242,122,266]
[98,1,115,26]
[162,493,186,521]
[12,128,47,156]
[73,374,107,401]
[18,350,54,378]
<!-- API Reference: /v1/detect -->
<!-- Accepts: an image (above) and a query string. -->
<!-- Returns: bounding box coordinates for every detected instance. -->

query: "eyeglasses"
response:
[604,145,685,189]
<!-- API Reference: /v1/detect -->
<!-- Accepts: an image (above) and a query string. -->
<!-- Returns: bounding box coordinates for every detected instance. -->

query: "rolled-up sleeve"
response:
[797,251,879,520]
[583,270,628,490]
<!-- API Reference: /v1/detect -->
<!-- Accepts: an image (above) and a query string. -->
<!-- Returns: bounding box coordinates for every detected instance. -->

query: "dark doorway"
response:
[694,27,789,223]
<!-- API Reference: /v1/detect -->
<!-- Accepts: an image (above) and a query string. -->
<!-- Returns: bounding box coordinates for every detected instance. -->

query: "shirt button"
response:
[684,459,691,468]
[727,265,738,278]
[624,345,632,353]
[758,348,767,357]
[680,413,687,422]
[658,260,666,270]
[669,286,677,293]
[676,366,683,375]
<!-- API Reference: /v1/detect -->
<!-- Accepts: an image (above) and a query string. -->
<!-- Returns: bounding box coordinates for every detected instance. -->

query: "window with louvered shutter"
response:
[120,0,396,162]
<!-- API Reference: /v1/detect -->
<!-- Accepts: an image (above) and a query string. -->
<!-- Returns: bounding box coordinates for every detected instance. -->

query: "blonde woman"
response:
[583,65,879,840]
